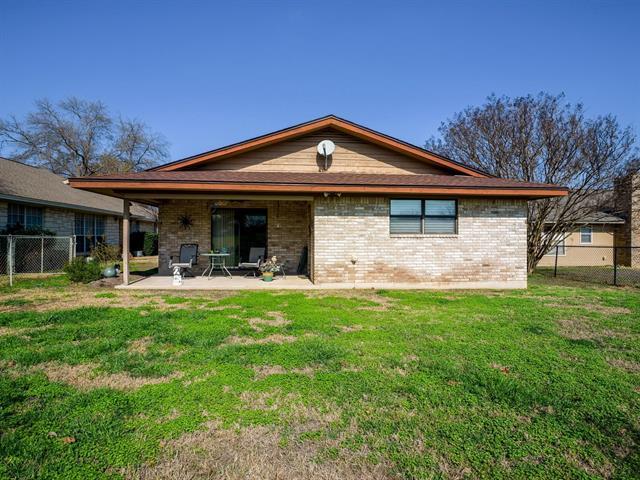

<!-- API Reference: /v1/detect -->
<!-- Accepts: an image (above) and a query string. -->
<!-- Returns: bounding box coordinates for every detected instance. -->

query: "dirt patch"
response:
[182,371,216,386]
[247,311,291,331]
[0,324,55,338]
[339,325,363,333]
[251,365,316,380]
[557,317,630,342]
[26,362,183,391]
[544,300,631,316]
[156,409,181,423]
[127,419,392,480]
[0,285,238,313]
[127,337,153,355]
[240,389,301,411]
[221,334,297,346]
[606,357,640,373]
[304,290,397,310]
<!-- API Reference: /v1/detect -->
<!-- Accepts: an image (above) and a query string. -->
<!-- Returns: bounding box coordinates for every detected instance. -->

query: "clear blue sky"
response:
[1,0,638,160]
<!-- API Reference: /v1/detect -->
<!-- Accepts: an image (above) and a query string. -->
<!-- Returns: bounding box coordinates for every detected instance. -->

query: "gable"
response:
[193,129,453,175]
[153,116,488,177]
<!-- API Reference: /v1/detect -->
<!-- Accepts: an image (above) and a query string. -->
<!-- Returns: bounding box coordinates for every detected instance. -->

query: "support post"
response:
[7,235,13,287]
[40,235,44,274]
[122,200,130,285]
[613,246,618,286]
[554,245,559,277]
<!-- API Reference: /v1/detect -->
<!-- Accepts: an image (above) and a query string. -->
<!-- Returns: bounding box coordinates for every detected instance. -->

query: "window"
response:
[390,199,457,234]
[7,203,43,229]
[580,226,592,244]
[75,214,106,254]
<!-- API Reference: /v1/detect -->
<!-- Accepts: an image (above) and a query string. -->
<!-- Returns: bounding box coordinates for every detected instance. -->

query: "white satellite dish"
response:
[317,140,335,171]
[317,139,335,156]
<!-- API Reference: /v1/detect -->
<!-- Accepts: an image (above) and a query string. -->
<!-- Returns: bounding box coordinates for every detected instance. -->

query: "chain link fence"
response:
[0,235,76,286]
[536,245,640,287]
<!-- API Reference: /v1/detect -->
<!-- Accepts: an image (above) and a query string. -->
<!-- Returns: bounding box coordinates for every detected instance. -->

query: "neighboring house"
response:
[0,158,157,255]
[537,172,640,268]
[537,212,625,267]
[70,115,567,288]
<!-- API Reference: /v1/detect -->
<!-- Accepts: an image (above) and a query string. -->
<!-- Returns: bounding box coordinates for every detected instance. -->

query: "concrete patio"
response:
[117,274,316,290]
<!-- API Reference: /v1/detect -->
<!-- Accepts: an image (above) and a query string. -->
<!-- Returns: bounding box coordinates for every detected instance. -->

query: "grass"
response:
[0,275,638,479]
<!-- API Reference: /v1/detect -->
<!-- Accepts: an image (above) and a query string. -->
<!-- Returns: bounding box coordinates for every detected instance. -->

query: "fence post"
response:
[554,245,559,277]
[7,235,13,287]
[40,235,44,274]
[613,246,618,286]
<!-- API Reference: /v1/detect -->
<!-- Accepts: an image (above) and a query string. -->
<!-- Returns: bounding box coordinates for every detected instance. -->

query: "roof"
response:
[149,115,490,177]
[544,211,625,225]
[69,170,568,198]
[542,192,625,224]
[0,158,156,221]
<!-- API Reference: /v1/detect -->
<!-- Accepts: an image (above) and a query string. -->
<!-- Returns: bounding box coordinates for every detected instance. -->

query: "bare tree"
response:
[426,93,638,271]
[0,97,168,176]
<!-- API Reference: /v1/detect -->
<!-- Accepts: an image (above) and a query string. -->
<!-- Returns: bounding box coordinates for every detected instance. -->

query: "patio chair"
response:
[238,247,265,277]
[168,243,199,278]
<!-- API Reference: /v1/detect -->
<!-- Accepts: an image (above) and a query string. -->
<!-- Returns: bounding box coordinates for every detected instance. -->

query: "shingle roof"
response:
[73,170,565,191]
[0,158,156,221]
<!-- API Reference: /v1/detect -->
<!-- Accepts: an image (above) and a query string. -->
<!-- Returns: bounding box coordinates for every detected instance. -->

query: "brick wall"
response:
[43,207,74,235]
[614,173,640,266]
[312,196,528,288]
[158,199,310,275]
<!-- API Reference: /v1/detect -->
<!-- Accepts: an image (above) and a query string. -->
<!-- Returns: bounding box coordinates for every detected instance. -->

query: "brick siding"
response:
[312,196,528,288]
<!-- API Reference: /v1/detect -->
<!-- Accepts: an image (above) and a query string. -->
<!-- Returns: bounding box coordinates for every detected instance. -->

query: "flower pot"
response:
[262,272,274,282]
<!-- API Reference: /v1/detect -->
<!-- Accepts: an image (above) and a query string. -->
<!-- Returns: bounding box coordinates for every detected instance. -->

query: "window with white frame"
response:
[74,213,106,254]
[7,203,43,229]
[390,199,457,234]
[580,226,592,244]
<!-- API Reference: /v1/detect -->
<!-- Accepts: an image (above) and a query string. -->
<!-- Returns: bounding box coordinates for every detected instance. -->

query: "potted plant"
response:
[259,256,281,282]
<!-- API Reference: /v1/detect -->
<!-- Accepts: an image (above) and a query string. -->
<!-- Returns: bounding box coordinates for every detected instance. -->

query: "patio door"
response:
[211,208,267,267]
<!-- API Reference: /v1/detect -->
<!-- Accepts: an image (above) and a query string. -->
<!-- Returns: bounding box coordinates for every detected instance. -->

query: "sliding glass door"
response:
[211,208,267,267]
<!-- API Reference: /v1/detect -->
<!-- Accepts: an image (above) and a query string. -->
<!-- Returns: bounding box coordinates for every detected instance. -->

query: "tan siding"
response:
[195,130,452,175]
[538,225,617,267]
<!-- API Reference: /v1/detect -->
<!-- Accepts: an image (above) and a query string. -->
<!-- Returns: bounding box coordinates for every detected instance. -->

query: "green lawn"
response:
[0,276,638,479]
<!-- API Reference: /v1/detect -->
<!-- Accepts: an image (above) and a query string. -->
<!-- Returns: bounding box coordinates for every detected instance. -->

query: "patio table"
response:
[201,253,232,279]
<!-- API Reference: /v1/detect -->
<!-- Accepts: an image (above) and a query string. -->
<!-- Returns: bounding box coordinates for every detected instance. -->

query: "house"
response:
[69,115,567,288]
[537,211,625,267]
[0,158,157,255]
[537,173,640,268]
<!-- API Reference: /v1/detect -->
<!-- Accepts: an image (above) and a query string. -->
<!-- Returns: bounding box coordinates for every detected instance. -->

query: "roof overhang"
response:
[149,115,490,177]
[69,177,568,200]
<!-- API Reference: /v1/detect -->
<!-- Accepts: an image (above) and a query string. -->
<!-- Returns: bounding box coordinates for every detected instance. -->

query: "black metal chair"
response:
[169,243,199,277]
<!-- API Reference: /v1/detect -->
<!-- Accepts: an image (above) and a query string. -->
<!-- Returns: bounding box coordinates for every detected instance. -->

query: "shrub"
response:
[90,244,121,264]
[0,225,56,235]
[143,232,158,256]
[64,258,102,283]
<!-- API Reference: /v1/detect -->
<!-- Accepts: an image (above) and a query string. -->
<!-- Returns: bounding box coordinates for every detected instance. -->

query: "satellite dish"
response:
[317,140,335,171]
[317,140,335,156]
